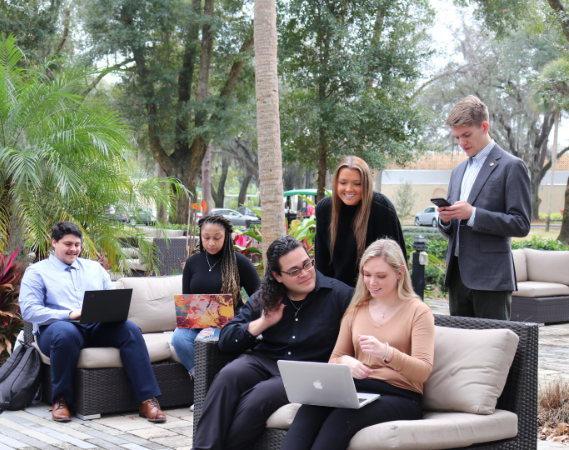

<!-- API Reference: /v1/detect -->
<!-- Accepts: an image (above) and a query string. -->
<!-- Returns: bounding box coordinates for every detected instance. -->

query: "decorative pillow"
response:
[422,326,519,415]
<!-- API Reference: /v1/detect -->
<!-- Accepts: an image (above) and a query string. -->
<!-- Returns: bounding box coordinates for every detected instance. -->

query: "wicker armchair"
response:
[193,315,538,450]
[24,322,193,420]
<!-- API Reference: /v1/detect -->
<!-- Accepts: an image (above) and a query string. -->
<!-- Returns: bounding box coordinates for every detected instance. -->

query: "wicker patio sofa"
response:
[193,315,538,450]
[23,275,192,420]
[511,248,569,323]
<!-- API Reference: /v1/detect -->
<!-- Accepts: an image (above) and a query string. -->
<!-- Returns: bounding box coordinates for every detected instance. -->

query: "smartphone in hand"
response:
[431,198,452,208]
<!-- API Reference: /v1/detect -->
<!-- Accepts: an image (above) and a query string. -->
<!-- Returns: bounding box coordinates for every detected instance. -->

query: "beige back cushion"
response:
[511,249,527,282]
[118,276,182,333]
[423,326,519,415]
[525,249,569,285]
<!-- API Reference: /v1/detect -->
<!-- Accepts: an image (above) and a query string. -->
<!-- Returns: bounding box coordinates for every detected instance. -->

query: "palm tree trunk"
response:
[255,0,285,262]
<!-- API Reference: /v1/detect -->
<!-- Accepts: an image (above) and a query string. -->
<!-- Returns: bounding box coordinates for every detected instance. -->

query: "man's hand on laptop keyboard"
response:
[69,309,81,320]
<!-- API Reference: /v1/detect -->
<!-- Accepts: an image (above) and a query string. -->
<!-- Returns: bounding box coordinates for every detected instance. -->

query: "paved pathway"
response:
[1,298,568,449]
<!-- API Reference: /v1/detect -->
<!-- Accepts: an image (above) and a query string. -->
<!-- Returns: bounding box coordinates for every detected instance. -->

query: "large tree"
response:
[81,0,255,223]
[466,0,569,241]
[417,24,563,219]
[278,0,434,201]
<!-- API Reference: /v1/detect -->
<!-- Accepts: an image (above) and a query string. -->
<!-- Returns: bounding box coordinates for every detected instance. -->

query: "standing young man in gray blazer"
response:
[437,96,531,320]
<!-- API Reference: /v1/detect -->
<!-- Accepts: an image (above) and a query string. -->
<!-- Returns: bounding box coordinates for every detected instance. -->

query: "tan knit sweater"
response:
[329,298,435,394]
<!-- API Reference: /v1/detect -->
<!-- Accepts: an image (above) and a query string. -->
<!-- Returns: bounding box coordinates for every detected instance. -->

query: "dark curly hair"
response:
[52,221,82,242]
[198,214,243,308]
[256,235,305,314]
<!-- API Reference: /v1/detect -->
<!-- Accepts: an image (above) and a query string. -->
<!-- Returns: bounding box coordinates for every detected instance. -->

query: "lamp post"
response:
[411,236,428,300]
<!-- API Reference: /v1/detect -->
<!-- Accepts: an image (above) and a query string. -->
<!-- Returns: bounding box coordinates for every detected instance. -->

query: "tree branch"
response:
[548,0,569,43]
[218,33,254,100]
[54,9,70,56]
[82,58,134,97]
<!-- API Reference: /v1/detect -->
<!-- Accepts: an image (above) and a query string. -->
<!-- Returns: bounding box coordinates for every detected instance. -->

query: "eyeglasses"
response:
[281,259,315,278]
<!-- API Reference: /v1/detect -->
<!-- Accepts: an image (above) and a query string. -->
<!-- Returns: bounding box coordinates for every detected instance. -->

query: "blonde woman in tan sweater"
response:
[281,239,435,450]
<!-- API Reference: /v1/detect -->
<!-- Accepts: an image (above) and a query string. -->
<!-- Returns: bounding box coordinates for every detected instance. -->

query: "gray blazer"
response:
[438,143,531,291]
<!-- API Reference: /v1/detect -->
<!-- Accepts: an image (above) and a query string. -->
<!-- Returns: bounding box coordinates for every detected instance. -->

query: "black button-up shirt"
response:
[218,271,354,362]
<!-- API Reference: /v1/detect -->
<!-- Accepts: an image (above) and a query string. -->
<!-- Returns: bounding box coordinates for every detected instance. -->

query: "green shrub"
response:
[512,235,568,251]
[538,213,563,222]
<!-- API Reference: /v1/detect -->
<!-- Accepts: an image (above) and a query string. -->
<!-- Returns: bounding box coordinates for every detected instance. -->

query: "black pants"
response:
[448,257,512,320]
[281,379,422,450]
[193,351,288,450]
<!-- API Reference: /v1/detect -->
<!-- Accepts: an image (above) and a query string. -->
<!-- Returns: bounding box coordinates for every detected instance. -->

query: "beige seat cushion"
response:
[34,333,172,368]
[118,276,181,333]
[513,281,569,298]
[346,409,517,450]
[265,406,517,450]
[423,326,519,414]
[266,403,301,429]
[511,249,527,282]
[525,249,569,285]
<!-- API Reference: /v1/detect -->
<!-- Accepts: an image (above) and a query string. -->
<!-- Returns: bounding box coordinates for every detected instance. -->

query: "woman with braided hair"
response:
[171,214,260,378]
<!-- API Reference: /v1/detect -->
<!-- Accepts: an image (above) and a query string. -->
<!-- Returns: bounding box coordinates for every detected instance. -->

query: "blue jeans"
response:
[171,327,221,374]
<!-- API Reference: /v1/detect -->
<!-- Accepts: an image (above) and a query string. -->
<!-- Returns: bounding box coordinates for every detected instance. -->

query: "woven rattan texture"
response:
[42,362,193,416]
[154,238,192,276]
[512,295,569,324]
[193,315,538,450]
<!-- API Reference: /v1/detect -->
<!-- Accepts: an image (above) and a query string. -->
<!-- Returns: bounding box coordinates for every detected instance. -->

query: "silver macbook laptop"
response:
[278,360,380,409]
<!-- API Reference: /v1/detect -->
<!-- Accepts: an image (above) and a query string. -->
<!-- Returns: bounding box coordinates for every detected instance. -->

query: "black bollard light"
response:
[411,235,428,301]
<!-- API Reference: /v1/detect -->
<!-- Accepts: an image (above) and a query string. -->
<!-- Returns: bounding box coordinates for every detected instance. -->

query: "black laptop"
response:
[79,289,133,324]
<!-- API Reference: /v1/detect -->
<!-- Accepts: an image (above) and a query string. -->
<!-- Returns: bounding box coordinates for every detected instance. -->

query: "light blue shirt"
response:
[440,140,495,256]
[20,254,114,333]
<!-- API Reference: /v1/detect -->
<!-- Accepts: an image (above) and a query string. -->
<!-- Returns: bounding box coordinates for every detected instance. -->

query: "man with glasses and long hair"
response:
[192,235,354,450]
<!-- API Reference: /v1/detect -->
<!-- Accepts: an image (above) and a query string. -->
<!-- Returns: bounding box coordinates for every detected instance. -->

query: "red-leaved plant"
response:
[0,248,27,363]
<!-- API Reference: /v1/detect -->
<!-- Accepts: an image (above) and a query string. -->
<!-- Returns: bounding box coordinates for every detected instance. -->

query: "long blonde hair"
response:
[346,239,416,316]
[330,156,374,262]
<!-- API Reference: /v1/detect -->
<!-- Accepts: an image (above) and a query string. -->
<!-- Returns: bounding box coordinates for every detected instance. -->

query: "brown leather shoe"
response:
[139,398,166,423]
[52,397,71,422]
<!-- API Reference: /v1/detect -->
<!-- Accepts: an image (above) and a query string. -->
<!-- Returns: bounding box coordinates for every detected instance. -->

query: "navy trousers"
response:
[193,351,289,450]
[37,320,161,406]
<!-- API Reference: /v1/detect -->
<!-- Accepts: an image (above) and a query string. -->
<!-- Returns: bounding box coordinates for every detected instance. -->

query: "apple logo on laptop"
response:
[313,380,323,390]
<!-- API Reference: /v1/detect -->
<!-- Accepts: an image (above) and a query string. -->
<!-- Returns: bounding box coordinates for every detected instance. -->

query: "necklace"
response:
[288,297,304,317]
[377,299,400,318]
[205,253,221,272]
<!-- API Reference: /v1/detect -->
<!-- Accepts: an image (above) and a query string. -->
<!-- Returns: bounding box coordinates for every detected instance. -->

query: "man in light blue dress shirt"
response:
[20,222,167,423]
[437,96,531,320]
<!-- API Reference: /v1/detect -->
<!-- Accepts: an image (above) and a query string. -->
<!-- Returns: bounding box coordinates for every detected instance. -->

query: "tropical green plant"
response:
[234,217,317,277]
[0,247,26,363]
[0,33,184,271]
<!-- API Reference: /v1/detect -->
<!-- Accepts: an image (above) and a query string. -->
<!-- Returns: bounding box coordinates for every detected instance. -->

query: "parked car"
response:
[106,205,129,223]
[237,206,261,218]
[415,206,440,227]
[212,208,261,228]
[237,205,299,224]
[129,207,156,226]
